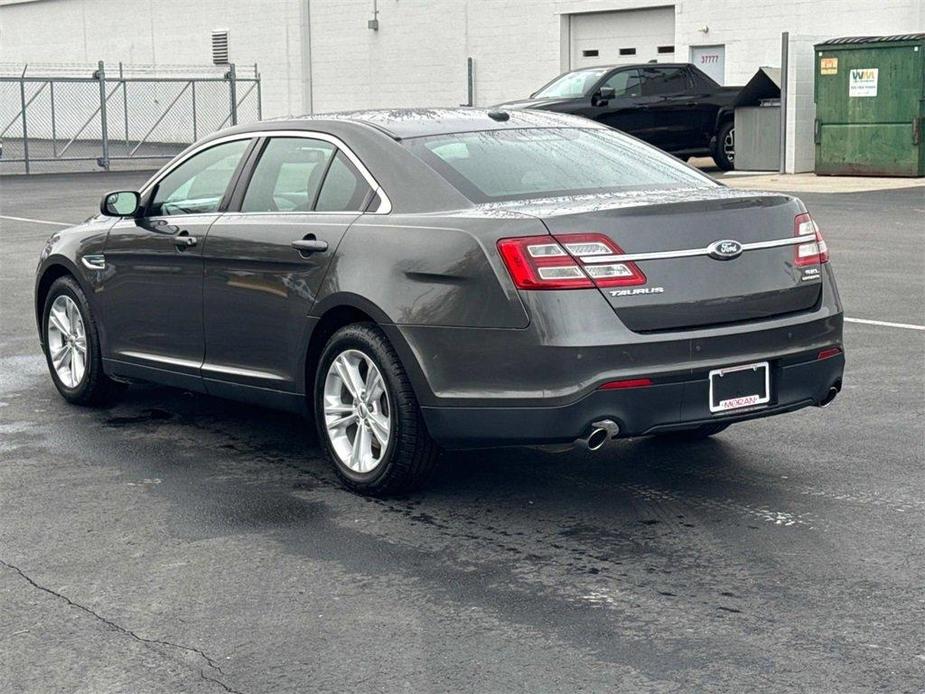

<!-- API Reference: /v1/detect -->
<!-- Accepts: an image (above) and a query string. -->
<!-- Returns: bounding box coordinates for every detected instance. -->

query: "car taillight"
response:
[794,213,829,267]
[497,233,646,290]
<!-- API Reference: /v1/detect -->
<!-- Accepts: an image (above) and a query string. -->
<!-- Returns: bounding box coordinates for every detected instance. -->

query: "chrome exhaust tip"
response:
[580,419,620,451]
[817,380,841,407]
[817,386,839,408]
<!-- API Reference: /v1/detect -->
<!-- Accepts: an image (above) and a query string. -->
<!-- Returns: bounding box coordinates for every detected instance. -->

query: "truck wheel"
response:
[714,121,735,171]
[315,323,439,496]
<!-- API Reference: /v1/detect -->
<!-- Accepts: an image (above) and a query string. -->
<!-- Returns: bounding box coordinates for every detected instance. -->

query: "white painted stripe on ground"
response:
[0,214,72,227]
[845,317,925,332]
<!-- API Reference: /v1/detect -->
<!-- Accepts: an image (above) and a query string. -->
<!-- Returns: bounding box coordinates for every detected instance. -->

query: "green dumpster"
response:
[814,33,925,177]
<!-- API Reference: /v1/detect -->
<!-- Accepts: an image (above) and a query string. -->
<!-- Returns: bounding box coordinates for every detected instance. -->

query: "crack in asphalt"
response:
[0,558,245,694]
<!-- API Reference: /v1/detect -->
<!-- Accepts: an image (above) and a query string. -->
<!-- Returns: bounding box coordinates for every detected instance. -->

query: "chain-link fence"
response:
[0,62,261,174]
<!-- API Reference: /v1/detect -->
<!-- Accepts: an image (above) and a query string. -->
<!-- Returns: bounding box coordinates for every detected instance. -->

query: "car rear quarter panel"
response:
[318,213,542,329]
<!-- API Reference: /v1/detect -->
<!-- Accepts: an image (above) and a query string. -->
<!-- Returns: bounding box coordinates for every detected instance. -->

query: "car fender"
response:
[306,291,437,405]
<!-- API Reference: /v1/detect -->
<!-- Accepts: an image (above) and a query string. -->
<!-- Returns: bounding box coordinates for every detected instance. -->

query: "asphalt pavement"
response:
[1,172,923,693]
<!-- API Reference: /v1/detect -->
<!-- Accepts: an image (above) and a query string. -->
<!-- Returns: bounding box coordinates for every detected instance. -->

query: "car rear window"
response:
[403,128,712,203]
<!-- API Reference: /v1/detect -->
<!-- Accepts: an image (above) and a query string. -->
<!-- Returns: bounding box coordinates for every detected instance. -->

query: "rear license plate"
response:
[709,361,770,414]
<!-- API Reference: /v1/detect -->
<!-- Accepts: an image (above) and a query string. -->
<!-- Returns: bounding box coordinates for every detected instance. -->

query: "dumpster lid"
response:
[816,33,925,45]
[733,67,781,108]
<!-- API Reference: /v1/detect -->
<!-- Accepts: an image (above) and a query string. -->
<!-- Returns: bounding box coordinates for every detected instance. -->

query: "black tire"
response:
[713,120,735,171]
[314,323,439,496]
[42,275,124,406]
[656,422,730,441]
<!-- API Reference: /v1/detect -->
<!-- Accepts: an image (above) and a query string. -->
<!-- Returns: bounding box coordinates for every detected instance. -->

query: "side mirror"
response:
[101,190,140,217]
[595,86,616,103]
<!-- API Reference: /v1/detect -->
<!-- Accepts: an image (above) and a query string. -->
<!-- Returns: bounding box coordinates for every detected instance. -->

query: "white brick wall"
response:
[308,0,921,112]
[1,0,922,144]
[674,0,924,86]
[3,0,921,117]
[308,0,561,112]
[0,0,306,119]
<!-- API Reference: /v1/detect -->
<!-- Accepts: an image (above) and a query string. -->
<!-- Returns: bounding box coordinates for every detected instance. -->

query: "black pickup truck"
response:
[496,63,740,170]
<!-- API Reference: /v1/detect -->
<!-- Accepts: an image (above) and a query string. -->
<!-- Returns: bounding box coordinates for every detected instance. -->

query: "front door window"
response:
[148,139,250,216]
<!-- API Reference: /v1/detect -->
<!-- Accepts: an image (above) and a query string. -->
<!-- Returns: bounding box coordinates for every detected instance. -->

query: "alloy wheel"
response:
[323,349,392,473]
[724,127,735,165]
[47,294,87,388]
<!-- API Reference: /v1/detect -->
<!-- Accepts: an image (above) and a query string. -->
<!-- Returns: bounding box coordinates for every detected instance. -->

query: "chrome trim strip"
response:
[115,351,288,382]
[580,236,805,264]
[140,129,392,214]
[81,254,106,270]
[201,363,287,381]
[118,351,202,370]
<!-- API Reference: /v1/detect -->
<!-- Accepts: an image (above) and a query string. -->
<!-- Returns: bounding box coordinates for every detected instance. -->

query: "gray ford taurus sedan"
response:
[35,108,844,494]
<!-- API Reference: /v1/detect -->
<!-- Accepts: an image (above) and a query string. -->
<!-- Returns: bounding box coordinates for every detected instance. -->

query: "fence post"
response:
[50,79,57,157]
[227,63,238,126]
[255,63,262,120]
[96,60,110,170]
[20,65,30,174]
[191,80,198,141]
[121,62,129,152]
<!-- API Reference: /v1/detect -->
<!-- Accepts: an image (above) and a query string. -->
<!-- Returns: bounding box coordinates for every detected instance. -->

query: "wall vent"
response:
[619,48,637,56]
[212,30,230,65]
[658,45,675,54]
[582,49,599,58]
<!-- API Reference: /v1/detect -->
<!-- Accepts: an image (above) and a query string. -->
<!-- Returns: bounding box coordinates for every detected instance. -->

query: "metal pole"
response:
[20,65,30,174]
[191,80,198,141]
[779,32,789,174]
[467,57,475,106]
[121,62,129,152]
[228,63,238,126]
[50,79,57,157]
[255,63,262,120]
[97,60,110,170]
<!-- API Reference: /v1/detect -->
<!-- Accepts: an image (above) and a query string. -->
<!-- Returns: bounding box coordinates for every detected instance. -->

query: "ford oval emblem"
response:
[708,239,743,260]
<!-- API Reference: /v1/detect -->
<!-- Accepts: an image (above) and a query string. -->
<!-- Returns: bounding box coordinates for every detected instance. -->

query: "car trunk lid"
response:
[496,187,822,332]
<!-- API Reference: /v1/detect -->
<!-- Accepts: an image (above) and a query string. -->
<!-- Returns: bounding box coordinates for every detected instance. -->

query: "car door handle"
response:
[291,238,328,254]
[174,230,197,249]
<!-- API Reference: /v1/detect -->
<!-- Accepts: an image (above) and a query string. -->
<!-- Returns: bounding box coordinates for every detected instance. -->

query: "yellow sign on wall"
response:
[820,57,838,75]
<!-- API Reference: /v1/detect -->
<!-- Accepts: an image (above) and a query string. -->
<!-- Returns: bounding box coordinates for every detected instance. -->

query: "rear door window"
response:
[315,152,372,212]
[640,67,689,96]
[241,137,335,212]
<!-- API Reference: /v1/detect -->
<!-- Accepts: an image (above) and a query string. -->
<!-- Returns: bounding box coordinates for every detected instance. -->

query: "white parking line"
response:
[0,214,72,227]
[845,317,925,331]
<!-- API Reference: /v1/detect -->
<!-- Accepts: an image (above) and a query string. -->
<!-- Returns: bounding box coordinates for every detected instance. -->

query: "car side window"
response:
[640,67,688,97]
[315,151,372,212]
[148,139,250,216]
[241,137,336,212]
[602,69,642,97]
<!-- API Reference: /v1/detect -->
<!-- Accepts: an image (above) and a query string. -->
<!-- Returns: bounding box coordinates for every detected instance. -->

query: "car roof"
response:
[264,107,607,140]
[571,63,691,72]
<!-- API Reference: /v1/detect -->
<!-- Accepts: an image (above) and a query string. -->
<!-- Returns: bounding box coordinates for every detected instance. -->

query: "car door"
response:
[637,66,698,152]
[101,138,253,388]
[590,68,658,141]
[201,134,374,395]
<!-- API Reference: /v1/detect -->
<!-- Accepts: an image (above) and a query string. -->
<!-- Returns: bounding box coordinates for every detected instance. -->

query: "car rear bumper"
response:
[421,351,844,447]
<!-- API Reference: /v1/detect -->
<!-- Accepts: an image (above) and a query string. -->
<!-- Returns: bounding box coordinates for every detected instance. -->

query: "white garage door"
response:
[569,6,676,68]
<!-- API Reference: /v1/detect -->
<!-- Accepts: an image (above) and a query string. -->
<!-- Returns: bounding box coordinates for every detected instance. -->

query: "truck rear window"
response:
[403,128,713,203]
